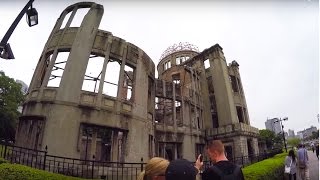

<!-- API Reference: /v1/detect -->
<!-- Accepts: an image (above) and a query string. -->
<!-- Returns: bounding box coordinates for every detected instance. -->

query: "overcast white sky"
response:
[0,0,318,133]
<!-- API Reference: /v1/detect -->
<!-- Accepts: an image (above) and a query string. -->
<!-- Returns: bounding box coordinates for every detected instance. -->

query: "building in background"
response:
[297,126,318,140]
[288,129,295,138]
[297,131,304,139]
[284,132,288,139]
[14,2,259,172]
[265,118,282,134]
[16,79,28,95]
[15,79,28,113]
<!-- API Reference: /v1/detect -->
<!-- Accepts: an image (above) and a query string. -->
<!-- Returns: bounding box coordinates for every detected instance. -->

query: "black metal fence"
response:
[0,140,145,179]
[0,140,282,179]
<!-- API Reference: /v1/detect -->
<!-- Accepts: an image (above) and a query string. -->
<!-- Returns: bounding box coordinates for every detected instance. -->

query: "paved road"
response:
[295,150,319,180]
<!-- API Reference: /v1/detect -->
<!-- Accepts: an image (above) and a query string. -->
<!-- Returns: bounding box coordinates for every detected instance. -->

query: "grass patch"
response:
[0,163,85,180]
[243,152,287,180]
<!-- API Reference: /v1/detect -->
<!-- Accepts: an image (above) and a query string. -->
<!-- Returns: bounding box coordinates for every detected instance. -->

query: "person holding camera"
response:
[202,140,245,180]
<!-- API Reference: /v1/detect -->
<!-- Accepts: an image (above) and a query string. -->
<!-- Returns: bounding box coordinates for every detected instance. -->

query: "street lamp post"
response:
[274,117,288,152]
[0,0,38,60]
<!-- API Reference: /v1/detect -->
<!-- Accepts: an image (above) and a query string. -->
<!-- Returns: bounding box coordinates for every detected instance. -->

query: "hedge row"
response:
[0,163,84,180]
[0,158,8,164]
[243,152,287,180]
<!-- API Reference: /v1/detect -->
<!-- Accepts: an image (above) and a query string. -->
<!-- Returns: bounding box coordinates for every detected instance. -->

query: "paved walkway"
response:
[307,150,319,180]
[295,150,319,180]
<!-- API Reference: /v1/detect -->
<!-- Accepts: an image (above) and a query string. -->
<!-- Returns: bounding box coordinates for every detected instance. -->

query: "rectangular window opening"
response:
[176,57,181,65]
[181,56,186,63]
[155,97,159,110]
[230,75,238,93]
[70,8,90,27]
[103,59,120,97]
[82,55,105,93]
[149,135,154,158]
[175,101,181,107]
[236,106,244,123]
[172,74,180,85]
[60,11,72,29]
[167,61,171,68]
[148,77,154,111]
[204,59,210,69]
[122,64,135,101]
[47,51,70,87]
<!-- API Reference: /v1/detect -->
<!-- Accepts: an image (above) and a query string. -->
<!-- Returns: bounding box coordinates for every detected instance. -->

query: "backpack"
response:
[298,149,307,169]
[211,165,241,180]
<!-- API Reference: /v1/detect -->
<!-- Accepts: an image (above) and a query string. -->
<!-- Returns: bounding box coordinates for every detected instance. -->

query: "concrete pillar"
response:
[90,130,97,160]
[97,35,112,108]
[111,131,119,161]
[198,62,212,129]
[56,6,103,103]
[162,80,166,127]
[116,43,128,101]
[252,138,259,154]
[172,82,177,131]
[234,136,248,157]
[208,46,238,126]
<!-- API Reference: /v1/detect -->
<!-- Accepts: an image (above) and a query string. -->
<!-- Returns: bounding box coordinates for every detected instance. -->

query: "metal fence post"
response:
[140,157,143,172]
[91,155,95,179]
[241,156,244,167]
[43,145,47,170]
[3,139,7,159]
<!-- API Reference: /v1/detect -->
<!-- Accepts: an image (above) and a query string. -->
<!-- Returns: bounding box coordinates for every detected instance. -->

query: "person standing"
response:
[165,157,202,180]
[285,149,297,180]
[316,144,319,160]
[138,157,169,180]
[297,144,310,180]
[311,143,315,153]
[202,140,245,180]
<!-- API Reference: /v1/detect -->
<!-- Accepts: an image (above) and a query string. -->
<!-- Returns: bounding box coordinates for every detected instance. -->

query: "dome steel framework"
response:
[160,42,199,60]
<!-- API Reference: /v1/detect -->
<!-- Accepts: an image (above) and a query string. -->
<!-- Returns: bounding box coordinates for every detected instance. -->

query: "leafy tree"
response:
[287,138,301,148]
[274,133,284,149]
[311,130,319,139]
[259,129,276,149]
[0,72,24,141]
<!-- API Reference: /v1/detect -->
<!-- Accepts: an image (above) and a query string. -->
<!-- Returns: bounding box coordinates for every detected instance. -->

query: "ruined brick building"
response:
[15,2,259,163]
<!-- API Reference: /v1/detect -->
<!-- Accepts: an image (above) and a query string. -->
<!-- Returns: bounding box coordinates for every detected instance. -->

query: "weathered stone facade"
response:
[15,2,259,164]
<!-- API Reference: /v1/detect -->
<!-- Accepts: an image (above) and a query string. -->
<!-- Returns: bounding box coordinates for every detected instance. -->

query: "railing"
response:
[0,140,282,179]
[201,149,283,171]
[0,140,145,179]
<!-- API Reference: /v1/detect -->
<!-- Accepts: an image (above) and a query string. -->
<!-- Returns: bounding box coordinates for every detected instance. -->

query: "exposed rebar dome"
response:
[160,42,199,60]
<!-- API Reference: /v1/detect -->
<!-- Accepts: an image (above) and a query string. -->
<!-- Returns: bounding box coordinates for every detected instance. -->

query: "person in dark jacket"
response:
[202,140,244,180]
[316,144,319,160]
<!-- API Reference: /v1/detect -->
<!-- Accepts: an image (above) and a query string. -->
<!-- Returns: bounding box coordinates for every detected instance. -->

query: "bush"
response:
[0,163,85,180]
[0,158,8,164]
[243,152,287,180]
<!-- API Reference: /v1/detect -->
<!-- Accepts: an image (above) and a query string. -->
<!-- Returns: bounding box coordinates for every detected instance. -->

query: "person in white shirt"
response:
[285,149,297,180]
